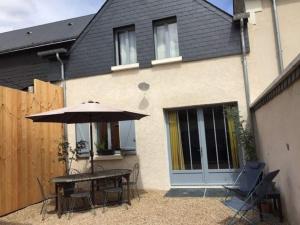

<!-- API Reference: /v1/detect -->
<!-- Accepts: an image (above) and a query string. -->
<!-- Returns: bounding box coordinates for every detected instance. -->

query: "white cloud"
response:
[0,0,104,33]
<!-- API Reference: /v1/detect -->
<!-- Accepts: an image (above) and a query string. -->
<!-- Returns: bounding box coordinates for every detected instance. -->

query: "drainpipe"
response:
[56,52,68,141]
[239,18,251,120]
[271,0,284,73]
[37,48,68,139]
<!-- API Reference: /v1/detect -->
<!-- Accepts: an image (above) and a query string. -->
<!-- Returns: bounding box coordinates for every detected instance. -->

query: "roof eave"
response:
[0,38,76,56]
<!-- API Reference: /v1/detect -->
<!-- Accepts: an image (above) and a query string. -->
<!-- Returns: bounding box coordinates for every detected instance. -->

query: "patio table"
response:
[51,169,132,218]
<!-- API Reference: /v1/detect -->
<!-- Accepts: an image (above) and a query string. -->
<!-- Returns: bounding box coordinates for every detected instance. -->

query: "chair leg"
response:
[87,196,96,216]
[40,200,46,215]
[102,192,107,213]
[135,184,140,201]
[68,198,75,220]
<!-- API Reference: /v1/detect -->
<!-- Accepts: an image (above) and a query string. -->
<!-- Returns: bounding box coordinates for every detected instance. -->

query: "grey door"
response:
[167,105,241,186]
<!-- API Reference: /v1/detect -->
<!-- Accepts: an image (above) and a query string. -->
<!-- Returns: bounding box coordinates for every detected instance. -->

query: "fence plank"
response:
[0,80,64,216]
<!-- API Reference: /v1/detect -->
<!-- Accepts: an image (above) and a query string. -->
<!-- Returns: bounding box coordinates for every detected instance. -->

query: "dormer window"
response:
[153,17,179,60]
[114,25,137,65]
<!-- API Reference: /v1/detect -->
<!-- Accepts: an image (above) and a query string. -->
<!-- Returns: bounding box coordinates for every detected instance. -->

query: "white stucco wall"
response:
[66,56,247,190]
[254,78,300,225]
[246,0,300,102]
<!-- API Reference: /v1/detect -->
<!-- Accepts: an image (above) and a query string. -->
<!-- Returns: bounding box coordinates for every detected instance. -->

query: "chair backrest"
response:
[252,170,280,202]
[239,161,265,193]
[37,177,46,200]
[131,163,140,184]
[69,168,81,175]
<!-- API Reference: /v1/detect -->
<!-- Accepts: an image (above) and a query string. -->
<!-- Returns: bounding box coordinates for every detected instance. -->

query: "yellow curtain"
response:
[226,108,239,168]
[168,111,185,170]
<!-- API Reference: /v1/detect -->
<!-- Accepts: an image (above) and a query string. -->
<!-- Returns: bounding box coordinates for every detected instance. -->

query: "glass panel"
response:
[111,122,120,150]
[118,31,129,65]
[178,110,192,170]
[75,123,90,153]
[119,121,136,150]
[188,109,202,169]
[128,31,137,64]
[168,23,179,58]
[214,106,230,169]
[225,106,240,169]
[203,108,218,169]
[155,25,168,59]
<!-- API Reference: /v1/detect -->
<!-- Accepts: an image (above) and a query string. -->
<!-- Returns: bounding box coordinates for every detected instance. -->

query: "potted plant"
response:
[95,138,115,156]
[225,107,257,162]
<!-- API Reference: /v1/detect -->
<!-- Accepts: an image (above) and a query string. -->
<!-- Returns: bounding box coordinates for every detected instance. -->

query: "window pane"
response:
[155,25,168,59]
[214,107,230,169]
[119,31,129,65]
[119,121,136,150]
[111,122,120,150]
[178,110,192,170]
[188,109,202,169]
[168,23,179,58]
[128,31,137,64]
[75,123,90,153]
[203,108,218,169]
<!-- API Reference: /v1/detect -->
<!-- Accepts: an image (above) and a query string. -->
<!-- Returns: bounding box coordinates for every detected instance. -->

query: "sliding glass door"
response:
[167,104,241,185]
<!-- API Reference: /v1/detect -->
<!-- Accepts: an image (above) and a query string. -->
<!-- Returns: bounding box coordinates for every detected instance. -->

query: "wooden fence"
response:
[0,80,65,216]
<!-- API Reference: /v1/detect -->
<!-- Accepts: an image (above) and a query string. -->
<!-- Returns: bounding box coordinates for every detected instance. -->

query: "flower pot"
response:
[97,149,115,156]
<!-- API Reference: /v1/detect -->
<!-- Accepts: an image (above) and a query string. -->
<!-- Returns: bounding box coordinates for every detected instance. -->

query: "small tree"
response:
[225,107,257,161]
[57,139,88,174]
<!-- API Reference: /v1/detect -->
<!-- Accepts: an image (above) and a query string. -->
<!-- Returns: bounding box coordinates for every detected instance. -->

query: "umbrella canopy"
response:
[26,101,147,123]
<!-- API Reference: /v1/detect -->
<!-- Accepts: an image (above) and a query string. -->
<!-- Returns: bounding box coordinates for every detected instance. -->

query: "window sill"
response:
[111,63,140,72]
[93,154,124,161]
[151,56,182,66]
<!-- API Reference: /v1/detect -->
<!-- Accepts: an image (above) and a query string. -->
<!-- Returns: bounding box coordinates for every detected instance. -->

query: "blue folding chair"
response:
[223,170,280,225]
[224,161,265,200]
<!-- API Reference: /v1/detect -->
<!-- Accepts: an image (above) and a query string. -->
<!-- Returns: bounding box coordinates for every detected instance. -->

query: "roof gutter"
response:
[0,39,75,56]
[271,0,284,73]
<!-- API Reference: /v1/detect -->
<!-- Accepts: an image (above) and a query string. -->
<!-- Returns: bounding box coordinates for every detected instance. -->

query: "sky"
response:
[0,0,232,33]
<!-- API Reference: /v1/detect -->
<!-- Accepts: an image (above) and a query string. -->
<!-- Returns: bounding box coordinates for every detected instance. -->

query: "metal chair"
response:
[223,161,265,200]
[223,170,280,225]
[67,168,96,219]
[123,163,140,200]
[37,177,57,221]
[102,176,125,213]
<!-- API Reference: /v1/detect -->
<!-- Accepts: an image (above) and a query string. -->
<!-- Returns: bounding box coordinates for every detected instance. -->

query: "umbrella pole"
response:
[89,122,95,203]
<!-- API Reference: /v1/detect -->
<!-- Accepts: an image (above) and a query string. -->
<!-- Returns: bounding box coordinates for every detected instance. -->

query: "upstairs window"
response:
[154,17,179,60]
[114,26,137,65]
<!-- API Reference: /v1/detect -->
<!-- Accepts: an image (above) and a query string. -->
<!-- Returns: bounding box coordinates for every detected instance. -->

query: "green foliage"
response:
[57,138,88,174]
[95,137,108,155]
[225,107,257,161]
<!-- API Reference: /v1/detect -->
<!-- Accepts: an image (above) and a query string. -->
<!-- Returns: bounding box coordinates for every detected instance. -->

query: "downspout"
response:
[56,52,68,141]
[271,0,284,73]
[239,18,251,120]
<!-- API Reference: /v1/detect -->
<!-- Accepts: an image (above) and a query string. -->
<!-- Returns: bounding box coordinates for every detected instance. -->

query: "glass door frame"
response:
[166,106,242,186]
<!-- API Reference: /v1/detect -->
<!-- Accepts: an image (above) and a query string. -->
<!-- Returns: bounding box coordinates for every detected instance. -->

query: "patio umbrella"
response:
[26,100,148,174]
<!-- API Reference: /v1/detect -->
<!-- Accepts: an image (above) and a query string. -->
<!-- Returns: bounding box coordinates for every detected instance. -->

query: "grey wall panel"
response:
[66,0,245,79]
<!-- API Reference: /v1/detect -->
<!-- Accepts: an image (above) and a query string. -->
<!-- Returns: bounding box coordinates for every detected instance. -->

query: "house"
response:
[0,14,93,89]
[0,0,300,223]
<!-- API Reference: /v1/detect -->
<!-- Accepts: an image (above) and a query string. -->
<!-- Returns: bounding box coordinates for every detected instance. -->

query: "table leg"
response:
[125,174,131,205]
[57,185,62,218]
[55,184,58,211]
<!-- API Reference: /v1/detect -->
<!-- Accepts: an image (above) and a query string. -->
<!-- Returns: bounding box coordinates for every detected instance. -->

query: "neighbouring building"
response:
[0,0,300,223]
[251,54,300,225]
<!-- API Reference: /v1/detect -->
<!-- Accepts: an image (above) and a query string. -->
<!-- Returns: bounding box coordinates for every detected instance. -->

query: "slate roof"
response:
[0,14,94,55]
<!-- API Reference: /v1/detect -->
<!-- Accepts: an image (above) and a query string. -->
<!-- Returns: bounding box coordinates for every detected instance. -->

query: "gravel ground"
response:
[0,191,286,225]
